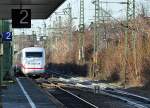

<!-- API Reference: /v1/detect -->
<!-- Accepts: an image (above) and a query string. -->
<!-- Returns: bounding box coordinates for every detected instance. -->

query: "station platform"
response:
[0,77,57,108]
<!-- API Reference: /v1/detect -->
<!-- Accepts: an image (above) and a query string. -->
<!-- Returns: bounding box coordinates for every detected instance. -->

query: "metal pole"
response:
[124,0,136,87]
[93,0,100,64]
[68,3,72,50]
[132,0,139,81]
[0,20,4,85]
[79,0,85,63]
[63,4,73,50]
[0,36,2,85]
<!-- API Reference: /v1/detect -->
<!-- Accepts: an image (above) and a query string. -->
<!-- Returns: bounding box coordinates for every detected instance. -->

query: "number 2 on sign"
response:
[6,32,12,40]
[20,10,29,24]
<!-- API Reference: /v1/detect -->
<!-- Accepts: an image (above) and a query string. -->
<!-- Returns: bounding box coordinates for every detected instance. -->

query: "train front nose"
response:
[26,58,43,67]
[24,59,45,74]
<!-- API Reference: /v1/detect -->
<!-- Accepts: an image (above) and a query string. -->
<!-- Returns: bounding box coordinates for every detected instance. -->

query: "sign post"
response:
[0,34,3,55]
[0,32,12,86]
[0,34,2,85]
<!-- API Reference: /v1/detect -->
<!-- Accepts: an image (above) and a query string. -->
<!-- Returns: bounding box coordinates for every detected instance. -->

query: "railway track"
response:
[105,88,150,104]
[30,71,150,108]
[35,79,147,108]
[32,78,99,108]
[48,87,98,108]
[100,88,150,108]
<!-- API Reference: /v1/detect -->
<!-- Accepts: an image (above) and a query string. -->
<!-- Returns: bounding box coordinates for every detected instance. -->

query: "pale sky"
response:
[14,0,149,35]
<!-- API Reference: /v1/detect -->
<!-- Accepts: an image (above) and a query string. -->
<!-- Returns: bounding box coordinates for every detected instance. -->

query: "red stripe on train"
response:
[16,64,45,70]
[25,68,45,70]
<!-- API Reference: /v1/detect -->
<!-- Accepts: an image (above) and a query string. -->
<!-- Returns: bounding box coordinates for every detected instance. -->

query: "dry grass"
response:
[45,16,150,87]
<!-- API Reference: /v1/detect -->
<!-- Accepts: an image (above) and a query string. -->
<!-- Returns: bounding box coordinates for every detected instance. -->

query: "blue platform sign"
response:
[2,32,12,41]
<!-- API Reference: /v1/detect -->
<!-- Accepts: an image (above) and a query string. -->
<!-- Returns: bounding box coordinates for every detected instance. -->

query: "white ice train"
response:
[15,47,45,75]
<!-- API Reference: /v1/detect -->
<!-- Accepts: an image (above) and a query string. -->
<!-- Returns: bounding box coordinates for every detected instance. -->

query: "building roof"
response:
[0,0,66,19]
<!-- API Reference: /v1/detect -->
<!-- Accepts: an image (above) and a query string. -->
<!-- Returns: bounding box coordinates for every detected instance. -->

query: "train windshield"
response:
[26,52,43,58]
